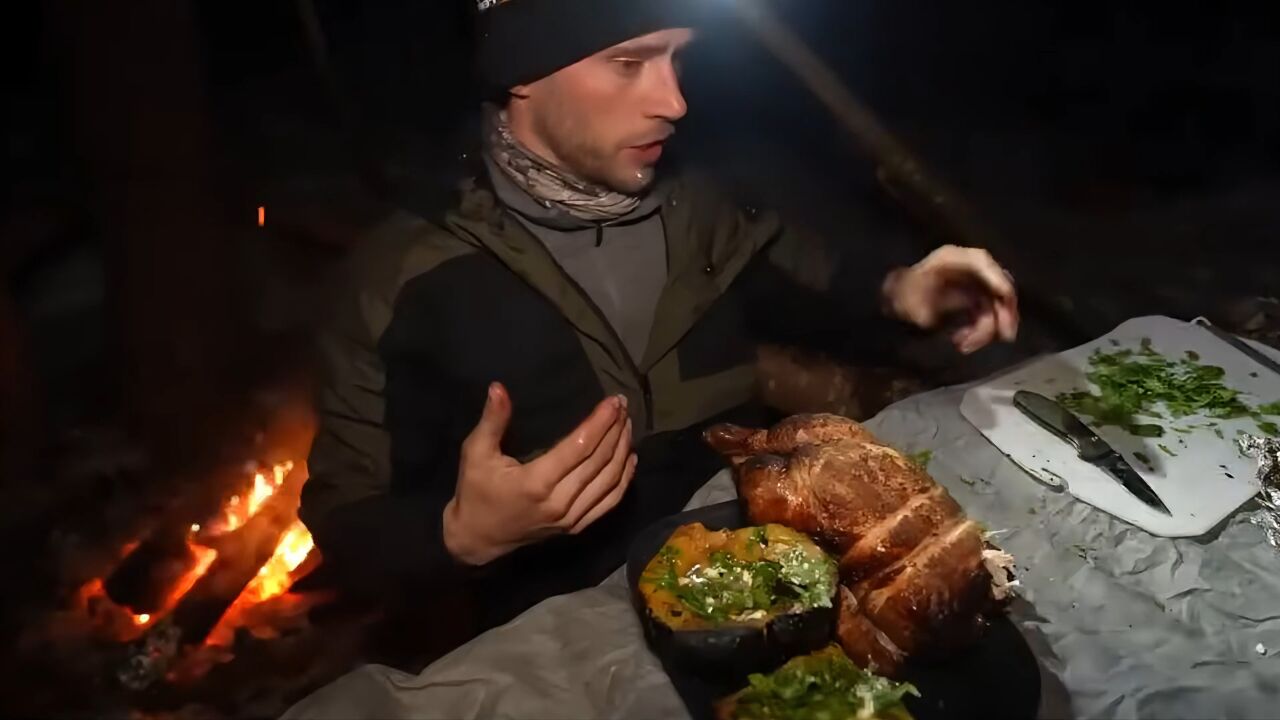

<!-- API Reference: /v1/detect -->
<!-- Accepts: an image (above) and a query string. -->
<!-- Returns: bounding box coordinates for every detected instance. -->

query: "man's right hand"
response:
[442,382,637,567]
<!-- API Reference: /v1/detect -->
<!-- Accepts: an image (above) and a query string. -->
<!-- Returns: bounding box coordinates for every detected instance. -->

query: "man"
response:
[300,0,1018,649]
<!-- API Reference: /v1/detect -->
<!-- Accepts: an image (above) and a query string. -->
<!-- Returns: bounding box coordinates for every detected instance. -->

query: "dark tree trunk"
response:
[44,0,247,465]
[0,287,39,497]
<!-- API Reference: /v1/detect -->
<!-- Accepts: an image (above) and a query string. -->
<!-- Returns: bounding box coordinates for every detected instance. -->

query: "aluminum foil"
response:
[1238,434,1280,548]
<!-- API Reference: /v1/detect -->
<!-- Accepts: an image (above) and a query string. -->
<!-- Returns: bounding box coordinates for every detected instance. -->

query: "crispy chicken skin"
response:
[706,414,1004,675]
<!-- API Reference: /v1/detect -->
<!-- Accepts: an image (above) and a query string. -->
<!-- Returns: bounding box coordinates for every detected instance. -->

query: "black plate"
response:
[627,501,1041,720]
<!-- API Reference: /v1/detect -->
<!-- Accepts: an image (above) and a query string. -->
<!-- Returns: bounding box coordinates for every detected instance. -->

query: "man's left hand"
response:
[882,245,1020,355]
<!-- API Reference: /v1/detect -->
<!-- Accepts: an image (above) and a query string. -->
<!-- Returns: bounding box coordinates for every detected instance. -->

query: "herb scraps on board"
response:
[1057,339,1280,439]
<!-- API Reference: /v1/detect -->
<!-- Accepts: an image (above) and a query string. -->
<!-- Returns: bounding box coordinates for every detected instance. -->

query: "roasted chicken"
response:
[705,414,1012,676]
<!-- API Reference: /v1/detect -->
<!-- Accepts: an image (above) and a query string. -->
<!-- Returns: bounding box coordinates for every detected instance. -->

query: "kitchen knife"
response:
[1013,390,1172,515]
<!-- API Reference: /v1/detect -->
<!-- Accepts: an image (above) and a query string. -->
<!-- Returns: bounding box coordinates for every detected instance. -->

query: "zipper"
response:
[570,275,655,432]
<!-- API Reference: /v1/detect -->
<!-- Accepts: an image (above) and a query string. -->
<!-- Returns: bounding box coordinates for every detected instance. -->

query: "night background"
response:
[2,1,1278,717]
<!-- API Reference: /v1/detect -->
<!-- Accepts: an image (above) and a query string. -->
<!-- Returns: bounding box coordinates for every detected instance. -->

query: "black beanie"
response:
[475,0,706,95]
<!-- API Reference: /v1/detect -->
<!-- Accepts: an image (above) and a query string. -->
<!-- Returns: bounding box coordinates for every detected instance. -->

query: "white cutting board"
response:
[961,315,1280,537]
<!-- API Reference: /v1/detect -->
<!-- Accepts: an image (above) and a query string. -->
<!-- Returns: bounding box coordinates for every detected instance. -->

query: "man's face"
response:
[507,28,695,194]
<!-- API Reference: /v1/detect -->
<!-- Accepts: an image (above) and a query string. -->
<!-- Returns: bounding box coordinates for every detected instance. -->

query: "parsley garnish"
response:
[1058,345,1280,439]
[731,646,918,720]
[645,531,836,623]
[908,449,933,469]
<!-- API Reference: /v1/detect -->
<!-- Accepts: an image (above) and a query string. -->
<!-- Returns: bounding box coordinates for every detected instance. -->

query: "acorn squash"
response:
[637,522,838,683]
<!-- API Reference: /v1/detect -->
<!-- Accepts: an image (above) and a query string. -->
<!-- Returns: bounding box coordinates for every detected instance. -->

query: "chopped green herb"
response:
[1172,427,1194,435]
[1109,339,1121,347]
[1133,451,1154,467]
[1158,443,1178,457]
[731,646,919,720]
[1130,423,1165,438]
[645,534,836,624]
[908,449,934,469]
[1058,344,1280,439]
[1028,507,1038,515]
[1213,427,1226,440]
[749,526,768,547]
[1260,421,1279,438]
[1185,350,1201,362]
[1250,372,1260,378]
[959,476,977,487]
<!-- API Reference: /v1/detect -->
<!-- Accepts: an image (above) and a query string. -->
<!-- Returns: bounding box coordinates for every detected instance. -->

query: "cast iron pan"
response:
[627,500,1041,720]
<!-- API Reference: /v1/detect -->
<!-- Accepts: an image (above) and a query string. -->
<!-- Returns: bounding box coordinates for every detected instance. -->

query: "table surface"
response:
[284,384,1280,720]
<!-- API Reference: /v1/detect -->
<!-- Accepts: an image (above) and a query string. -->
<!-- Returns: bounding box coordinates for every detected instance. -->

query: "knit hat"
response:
[475,0,706,95]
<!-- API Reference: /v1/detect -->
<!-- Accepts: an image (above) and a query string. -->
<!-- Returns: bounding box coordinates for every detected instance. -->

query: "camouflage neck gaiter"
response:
[486,107,642,222]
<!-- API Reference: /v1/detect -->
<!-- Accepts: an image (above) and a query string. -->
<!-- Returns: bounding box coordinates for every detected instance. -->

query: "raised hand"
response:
[442,382,637,566]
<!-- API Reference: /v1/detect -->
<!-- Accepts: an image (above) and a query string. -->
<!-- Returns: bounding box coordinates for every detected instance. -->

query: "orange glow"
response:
[208,461,294,536]
[244,520,314,603]
[204,520,316,647]
[76,538,217,640]
[75,458,315,676]
[167,543,219,608]
[257,205,266,227]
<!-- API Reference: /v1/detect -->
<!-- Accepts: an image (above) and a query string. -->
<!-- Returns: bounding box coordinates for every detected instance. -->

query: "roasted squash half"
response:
[637,522,838,683]
[715,645,918,720]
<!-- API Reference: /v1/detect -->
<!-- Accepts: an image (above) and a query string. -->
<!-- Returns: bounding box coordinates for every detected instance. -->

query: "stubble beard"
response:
[536,112,655,195]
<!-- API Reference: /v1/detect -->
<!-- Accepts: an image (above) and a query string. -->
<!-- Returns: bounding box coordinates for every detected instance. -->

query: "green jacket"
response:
[301,168,896,629]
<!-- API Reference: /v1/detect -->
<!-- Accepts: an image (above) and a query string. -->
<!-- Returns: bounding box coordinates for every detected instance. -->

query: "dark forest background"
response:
[1,2,1277,715]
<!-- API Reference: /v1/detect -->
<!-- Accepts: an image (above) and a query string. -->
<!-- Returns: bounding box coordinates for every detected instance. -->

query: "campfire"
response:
[72,459,326,691]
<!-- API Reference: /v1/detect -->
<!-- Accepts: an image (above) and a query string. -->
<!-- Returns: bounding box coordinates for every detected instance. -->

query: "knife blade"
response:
[1192,317,1280,381]
[1013,390,1172,515]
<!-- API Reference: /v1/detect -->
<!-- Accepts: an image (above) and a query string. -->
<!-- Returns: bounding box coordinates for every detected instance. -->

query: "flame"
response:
[204,520,315,647]
[244,521,314,603]
[168,542,219,608]
[76,458,316,676]
[209,461,293,536]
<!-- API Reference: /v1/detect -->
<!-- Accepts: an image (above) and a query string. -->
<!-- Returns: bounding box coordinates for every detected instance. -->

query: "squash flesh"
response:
[640,523,836,631]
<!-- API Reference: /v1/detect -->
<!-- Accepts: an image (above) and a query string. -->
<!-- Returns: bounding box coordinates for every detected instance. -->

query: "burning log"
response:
[99,462,293,624]
[104,526,206,616]
[112,462,318,691]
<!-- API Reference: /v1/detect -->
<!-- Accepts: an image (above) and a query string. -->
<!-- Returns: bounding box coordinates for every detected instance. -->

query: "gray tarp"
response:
[284,385,1280,720]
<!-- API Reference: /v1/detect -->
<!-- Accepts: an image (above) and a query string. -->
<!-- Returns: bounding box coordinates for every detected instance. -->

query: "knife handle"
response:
[1013,391,1111,461]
